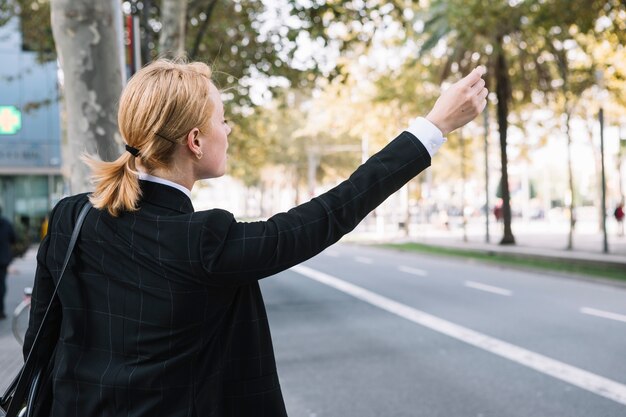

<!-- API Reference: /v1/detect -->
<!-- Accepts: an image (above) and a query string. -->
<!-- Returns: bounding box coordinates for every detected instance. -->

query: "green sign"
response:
[0,106,22,135]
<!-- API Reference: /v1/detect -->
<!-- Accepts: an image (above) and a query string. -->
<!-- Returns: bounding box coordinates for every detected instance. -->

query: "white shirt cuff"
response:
[405,117,446,157]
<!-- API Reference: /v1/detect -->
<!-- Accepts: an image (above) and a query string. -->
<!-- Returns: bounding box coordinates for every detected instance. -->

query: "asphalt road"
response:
[262,243,626,417]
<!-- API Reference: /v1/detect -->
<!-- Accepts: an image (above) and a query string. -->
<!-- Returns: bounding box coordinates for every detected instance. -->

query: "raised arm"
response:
[202,68,488,285]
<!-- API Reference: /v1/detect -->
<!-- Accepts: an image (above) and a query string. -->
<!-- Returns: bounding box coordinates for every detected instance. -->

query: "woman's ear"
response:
[186,128,201,152]
[186,128,204,160]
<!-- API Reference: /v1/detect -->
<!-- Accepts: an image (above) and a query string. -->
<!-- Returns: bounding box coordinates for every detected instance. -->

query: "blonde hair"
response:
[83,59,214,216]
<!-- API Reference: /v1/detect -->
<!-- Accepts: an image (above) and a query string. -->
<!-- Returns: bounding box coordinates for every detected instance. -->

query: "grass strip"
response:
[380,242,626,283]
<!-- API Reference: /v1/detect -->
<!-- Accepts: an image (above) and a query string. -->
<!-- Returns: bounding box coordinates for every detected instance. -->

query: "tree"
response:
[159,0,187,58]
[534,3,626,246]
[50,0,124,192]
[418,0,519,244]
[545,35,596,250]
[574,33,626,234]
[417,0,612,245]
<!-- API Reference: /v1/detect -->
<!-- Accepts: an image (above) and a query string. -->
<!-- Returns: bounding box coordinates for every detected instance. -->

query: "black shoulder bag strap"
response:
[1,200,92,417]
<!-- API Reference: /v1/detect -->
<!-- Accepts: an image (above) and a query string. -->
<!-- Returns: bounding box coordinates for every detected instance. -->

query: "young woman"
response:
[25,59,487,417]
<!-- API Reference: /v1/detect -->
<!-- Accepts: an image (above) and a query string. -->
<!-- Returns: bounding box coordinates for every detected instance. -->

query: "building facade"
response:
[0,18,64,242]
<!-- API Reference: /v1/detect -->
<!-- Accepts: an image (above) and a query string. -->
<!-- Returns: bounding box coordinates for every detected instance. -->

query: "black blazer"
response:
[24,131,431,417]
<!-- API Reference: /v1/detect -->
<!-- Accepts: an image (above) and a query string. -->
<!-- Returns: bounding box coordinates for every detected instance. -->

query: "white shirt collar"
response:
[138,172,192,200]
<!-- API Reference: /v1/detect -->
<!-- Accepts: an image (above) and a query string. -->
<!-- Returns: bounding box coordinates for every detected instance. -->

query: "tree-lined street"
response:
[1,1,625,415]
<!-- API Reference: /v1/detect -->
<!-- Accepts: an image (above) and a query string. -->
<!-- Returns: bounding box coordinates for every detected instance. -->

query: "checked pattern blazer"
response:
[24,131,431,417]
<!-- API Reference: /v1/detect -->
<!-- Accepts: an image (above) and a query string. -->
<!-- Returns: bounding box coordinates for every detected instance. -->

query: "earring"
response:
[196,151,203,160]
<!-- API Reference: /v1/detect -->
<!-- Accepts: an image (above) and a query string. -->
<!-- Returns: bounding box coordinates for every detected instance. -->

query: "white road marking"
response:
[465,281,512,296]
[291,265,626,406]
[581,307,626,324]
[324,251,340,258]
[354,256,373,264]
[398,266,428,277]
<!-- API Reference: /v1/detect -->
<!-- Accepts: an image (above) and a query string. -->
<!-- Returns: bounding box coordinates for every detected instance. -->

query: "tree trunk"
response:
[565,104,576,250]
[494,44,515,244]
[554,46,576,250]
[190,0,219,59]
[50,0,124,194]
[159,0,187,58]
[585,119,604,232]
[140,0,153,64]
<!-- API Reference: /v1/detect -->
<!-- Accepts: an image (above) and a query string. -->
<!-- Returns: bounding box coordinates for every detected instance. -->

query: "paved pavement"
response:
[347,218,626,267]
[0,247,37,392]
[0,222,624,393]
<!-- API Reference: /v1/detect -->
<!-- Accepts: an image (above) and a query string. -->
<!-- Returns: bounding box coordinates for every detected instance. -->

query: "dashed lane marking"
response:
[398,266,428,276]
[581,307,626,324]
[354,256,373,264]
[465,281,512,296]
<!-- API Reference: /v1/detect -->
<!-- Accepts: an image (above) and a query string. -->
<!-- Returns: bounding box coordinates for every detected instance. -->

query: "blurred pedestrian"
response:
[494,198,503,222]
[615,202,624,236]
[25,59,488,417]
[40,215,49,241]
[0,205,16,319]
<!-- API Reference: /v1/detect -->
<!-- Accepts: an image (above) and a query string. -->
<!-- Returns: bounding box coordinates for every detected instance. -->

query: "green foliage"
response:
[226,109,272,187]
[0,0,54,62]
[0,0,16,26]
[18,0,53,59]
[127,0,413,108]
[186,1,301,107]
[132,0,416,184]
[287,0,413,58]
[373,59,439,118]
[0,0,54,61]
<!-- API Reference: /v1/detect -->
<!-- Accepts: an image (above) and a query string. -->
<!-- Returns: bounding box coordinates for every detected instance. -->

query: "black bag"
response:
[0,201,92,417]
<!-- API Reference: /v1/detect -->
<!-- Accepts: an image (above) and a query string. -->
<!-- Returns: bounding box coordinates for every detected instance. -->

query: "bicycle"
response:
[12,287,32,346]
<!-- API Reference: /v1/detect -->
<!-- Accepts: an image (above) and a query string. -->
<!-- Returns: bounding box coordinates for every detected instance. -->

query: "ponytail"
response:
[82,152,141,217]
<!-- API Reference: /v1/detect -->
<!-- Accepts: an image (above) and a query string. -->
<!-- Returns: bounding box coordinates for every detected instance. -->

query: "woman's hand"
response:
[426,67,488,136]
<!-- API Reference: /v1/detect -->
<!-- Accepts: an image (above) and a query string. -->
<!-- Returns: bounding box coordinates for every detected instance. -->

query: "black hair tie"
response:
[125,144,140,157]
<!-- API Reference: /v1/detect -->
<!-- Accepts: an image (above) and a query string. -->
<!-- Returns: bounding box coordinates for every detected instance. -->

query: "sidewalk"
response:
[408,229,626,268]
[347,218,626,269]
[0,247,38,392]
